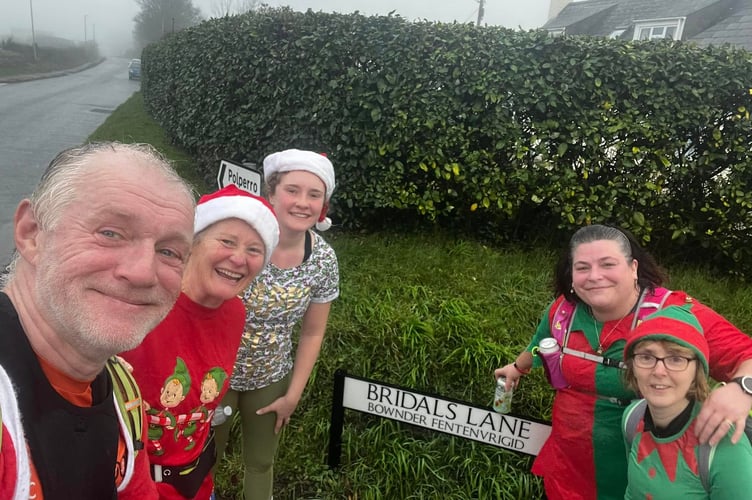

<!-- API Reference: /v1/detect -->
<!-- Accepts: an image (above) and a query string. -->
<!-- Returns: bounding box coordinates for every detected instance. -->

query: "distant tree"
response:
[209,0,260,18]
[133,0,203,50]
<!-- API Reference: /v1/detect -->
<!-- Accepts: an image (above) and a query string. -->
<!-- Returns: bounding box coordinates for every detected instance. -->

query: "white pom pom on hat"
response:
[315,216,332,231]
[194,185,280,266]
[263,148,336,231]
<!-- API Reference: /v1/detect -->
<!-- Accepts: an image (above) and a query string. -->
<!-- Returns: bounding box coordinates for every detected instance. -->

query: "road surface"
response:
[0,57,139,265]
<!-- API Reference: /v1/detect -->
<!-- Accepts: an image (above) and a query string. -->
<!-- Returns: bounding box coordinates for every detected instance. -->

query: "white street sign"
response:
[217,159,262,195]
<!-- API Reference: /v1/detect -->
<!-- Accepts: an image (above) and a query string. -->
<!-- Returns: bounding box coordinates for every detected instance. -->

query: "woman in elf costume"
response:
[622,305,752,498]
[121,186,279,500]
[494,225,752,499]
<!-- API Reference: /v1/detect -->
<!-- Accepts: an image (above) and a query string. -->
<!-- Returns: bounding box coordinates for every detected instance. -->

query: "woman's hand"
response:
[256,394,298,434]
[494,352,533,390]
[695,382,752,445]
[494,363,522,390]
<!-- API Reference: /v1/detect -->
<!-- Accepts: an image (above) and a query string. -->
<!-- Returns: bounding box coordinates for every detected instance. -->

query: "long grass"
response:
[91,94,752,499]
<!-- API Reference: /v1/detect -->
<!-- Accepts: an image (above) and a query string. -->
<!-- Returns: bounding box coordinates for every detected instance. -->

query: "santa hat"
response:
[263,148,335,231]
[194,185,279,266]
[624,305,709,375]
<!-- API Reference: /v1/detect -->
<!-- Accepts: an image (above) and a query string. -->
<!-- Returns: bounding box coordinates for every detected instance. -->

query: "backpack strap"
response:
[549,295,574,346]
[630,288,672,329]
[623,399,647,444]
[694,413,752,493]
[697,442,711,492]
[106,357,144,492]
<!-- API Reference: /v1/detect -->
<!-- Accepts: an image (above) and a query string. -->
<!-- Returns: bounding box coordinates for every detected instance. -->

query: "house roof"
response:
[544,0,619,30]
[545,0,739,37]
[690,2,752,50]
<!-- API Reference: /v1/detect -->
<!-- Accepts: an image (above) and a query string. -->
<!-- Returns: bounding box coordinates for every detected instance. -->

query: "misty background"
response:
[1,0,549,57]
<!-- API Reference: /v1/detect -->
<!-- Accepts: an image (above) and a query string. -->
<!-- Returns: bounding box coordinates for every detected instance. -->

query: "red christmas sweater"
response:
[121,292,245,500]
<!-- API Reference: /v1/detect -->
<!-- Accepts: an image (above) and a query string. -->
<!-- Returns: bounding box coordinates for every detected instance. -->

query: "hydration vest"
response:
[548,287,673,371]
[0,356,144,496]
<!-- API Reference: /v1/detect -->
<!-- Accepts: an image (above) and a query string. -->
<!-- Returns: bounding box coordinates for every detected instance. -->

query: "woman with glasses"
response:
[622,305,752,498]
[494,224,752,499]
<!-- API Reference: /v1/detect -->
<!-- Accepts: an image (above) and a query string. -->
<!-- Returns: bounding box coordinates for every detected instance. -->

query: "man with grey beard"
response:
[0,142,196,500]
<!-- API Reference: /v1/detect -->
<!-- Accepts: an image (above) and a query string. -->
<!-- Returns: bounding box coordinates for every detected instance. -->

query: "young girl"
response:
[622,305,752,498]
[214,149,339,500]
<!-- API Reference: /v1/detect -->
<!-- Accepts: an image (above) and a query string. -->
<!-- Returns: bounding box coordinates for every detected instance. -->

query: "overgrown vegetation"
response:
[0,37,99,78]
[91,92,752,499]
[140,8,752,276]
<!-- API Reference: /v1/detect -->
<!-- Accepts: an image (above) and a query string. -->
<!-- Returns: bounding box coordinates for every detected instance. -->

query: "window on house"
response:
[548,28,565,37]
[633,18,684,41]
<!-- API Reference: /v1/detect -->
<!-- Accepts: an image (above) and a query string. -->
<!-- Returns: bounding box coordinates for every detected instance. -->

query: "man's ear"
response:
[14,200,42,264]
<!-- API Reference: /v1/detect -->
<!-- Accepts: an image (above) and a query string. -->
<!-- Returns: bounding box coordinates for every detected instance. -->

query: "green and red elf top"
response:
[621,305,752,498]
[524,288,752,500]
[623,401,752,499]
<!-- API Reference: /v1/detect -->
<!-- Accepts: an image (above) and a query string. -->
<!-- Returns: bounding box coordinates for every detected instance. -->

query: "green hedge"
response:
[142,8,752,275]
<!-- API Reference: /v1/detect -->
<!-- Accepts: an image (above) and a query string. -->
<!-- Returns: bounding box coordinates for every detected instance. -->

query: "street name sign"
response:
[327,371,552,468]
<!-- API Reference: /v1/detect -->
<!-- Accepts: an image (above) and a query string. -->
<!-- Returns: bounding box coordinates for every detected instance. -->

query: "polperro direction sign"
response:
[217,159,262,195]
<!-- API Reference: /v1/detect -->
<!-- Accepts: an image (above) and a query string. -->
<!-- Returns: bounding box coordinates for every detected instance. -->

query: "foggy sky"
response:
[1,0,550,57]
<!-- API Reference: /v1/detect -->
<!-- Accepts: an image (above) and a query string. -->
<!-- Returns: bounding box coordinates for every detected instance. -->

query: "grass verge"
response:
[87,92,209,192]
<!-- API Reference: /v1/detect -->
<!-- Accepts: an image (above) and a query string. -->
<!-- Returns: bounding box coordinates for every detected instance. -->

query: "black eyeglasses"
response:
[631,353,696,371]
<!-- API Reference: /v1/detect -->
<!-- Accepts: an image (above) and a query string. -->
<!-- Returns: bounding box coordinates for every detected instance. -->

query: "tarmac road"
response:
[0,57,140,265]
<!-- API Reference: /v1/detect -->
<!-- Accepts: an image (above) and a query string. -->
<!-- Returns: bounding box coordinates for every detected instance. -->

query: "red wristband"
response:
[514,362,530,375]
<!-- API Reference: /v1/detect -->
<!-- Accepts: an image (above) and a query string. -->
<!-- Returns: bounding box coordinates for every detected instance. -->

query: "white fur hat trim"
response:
[194,185,279,265]
[263,149,335,201]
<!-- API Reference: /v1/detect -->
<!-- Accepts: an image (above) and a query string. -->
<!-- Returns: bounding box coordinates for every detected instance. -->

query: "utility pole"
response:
[28,0,37,60]
[84,14,88,42]
[476,0,485,26]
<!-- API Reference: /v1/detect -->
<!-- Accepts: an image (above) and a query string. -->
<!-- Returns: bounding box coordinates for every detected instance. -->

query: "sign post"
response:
[216,159,262,195]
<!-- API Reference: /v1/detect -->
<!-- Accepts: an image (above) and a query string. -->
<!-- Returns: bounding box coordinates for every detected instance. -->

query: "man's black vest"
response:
[0,292,119,499]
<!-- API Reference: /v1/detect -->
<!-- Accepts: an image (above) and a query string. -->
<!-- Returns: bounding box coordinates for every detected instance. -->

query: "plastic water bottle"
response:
[212,405,232,426]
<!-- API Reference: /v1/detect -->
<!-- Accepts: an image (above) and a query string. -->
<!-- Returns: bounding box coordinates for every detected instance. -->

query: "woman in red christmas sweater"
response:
[494,225,752,499]
[121,185,279,500]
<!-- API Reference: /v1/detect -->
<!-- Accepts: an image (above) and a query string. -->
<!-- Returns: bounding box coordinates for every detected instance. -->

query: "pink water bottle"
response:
[536,337,568,389]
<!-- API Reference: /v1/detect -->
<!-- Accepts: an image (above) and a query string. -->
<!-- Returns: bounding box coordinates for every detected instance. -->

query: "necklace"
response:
[595,315,627,355]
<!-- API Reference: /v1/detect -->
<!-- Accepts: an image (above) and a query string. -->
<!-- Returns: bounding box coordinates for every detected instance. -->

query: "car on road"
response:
[128,59,141,80]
